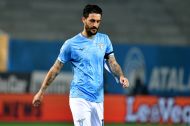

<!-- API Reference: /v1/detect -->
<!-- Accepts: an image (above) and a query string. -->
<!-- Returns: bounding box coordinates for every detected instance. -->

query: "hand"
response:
[32,90,44,107]
[120,76,129,88]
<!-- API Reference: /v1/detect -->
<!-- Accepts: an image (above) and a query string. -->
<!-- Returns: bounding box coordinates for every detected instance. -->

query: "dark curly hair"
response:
[83,4,102,18]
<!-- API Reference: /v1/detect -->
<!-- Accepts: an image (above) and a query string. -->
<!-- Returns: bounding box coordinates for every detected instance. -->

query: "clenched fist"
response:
[32,91,44,107]
[120,76,129,88]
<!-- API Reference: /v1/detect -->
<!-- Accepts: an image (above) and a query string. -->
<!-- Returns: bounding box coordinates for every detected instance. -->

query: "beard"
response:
[85,25,99,37]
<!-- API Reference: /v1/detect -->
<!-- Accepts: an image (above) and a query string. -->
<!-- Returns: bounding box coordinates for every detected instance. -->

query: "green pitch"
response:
[0,122,188,126]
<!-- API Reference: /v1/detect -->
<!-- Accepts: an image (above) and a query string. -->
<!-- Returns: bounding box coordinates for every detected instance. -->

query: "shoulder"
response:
[96,33,112,45]
[97,32,109,38]
[63,33,81,45]
[96,33,111,43]
[69,33,81,41]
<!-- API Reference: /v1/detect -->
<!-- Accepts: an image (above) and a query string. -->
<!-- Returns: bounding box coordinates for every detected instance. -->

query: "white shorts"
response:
[69,98,104,126]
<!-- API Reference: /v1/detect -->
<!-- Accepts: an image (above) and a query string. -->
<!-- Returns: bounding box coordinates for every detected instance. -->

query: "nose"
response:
[93,21,99,28]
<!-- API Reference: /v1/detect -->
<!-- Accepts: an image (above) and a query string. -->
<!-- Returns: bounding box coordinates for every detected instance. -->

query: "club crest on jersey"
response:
[97,43,104,50]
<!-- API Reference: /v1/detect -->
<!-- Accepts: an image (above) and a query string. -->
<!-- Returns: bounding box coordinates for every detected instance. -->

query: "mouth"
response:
[91,28,97,32]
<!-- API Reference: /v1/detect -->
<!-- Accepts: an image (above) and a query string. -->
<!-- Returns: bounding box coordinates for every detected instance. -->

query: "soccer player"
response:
[32,4,129,126]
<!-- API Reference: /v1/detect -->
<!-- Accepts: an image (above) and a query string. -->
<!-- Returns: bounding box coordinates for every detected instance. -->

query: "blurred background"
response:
[0,0,190,126]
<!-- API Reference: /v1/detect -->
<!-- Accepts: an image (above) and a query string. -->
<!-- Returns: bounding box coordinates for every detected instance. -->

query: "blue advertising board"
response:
[8,39,190,96]
[105,44,190,96]
[8,39,71,72]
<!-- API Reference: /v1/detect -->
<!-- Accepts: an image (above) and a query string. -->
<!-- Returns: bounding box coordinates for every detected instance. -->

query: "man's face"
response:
[82,13,102,36]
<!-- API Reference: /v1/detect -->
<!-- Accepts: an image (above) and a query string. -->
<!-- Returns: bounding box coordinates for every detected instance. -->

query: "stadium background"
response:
[0,0,190,126]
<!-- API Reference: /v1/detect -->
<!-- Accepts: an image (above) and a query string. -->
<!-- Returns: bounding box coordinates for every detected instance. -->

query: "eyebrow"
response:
[90,19,101,21]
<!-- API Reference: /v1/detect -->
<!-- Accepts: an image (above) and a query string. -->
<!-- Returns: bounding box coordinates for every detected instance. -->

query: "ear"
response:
[82,17,86,24]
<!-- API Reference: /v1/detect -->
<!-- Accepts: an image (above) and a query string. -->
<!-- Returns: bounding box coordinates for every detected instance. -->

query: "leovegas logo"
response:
[126,96,190,124]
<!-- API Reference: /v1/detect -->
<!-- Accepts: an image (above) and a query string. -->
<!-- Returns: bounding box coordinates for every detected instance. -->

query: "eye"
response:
[97,20,101,23]
[90,19,96,23]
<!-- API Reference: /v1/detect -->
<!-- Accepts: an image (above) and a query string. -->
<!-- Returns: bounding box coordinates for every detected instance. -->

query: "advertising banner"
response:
[0,33,8,72]
[105,44,190,96]
[8,39,190,96]
[8,39,71,72]
[0,71,72,94]
[0,94,189,124]
[126,96,190,124]
[104,95,126,123]
[0,94,72,122]
[30,71,72,94]
[0,73,31,93]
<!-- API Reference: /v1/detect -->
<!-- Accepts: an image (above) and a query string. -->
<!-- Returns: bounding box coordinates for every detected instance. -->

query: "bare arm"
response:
[39,59,63,94]
[32,59,63,107]
[107,55,129,88]
[107,55,124,78]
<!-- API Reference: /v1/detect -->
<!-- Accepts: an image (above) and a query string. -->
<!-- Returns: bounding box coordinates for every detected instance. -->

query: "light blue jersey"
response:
[57,33,113,102]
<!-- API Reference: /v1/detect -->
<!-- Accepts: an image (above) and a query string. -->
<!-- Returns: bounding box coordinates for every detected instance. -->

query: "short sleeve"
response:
[104,35,114,59]
[57,40,71,63]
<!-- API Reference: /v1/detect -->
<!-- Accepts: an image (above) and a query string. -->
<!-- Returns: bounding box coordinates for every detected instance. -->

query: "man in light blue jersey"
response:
[33,4,129,126]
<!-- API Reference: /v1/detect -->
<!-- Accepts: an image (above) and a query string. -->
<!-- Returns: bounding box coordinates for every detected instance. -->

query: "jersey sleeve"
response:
[57,40,71,63]
[104,35,114,59]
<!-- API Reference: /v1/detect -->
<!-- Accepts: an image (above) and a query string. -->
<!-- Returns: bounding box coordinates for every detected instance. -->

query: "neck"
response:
[81,30,94,39]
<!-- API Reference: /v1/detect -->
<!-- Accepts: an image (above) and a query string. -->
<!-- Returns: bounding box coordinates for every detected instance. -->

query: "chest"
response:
[71,42,106,62]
